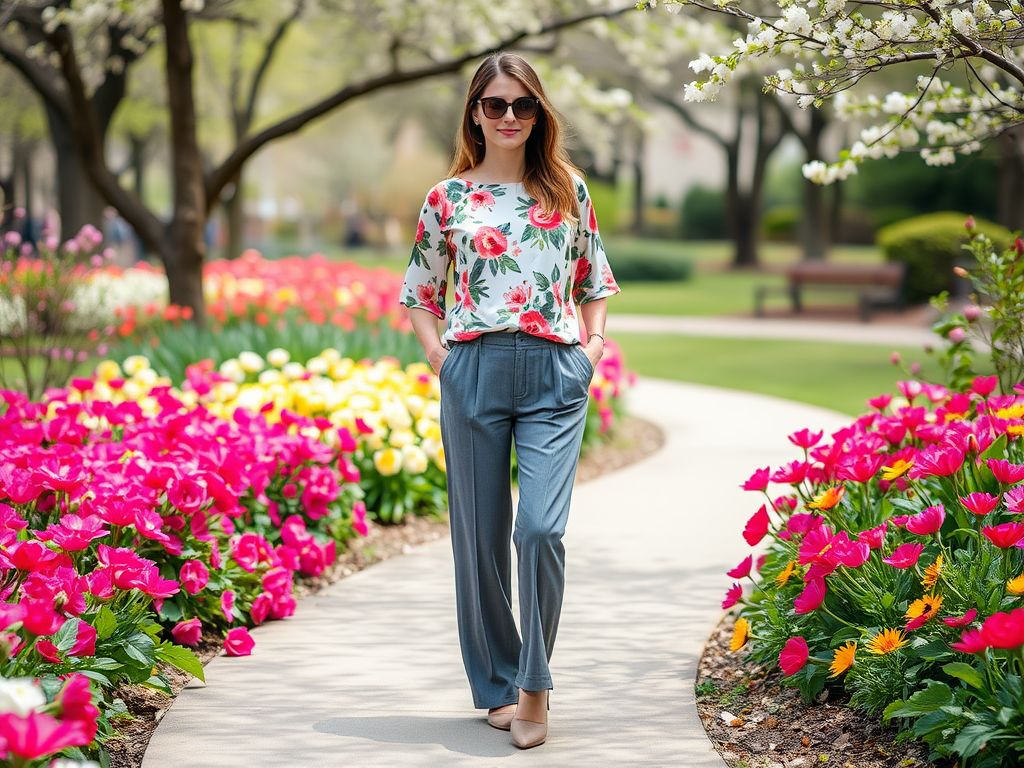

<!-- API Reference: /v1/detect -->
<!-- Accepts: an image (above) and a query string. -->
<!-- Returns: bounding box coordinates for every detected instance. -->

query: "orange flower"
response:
[1008,574,1024,594]
[882,459,913,481]
[905,594,943,624]
[807,486,845,511]
[730,618,750,652]
[829,641,856,677]
[775,560,797,587]
[921,554,943,590]
[866,628,908,655]
[1009,425,1024,437]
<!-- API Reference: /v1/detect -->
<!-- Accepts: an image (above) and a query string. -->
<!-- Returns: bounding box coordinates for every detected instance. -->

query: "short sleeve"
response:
[400,184,451,319]
[570,179,620,306]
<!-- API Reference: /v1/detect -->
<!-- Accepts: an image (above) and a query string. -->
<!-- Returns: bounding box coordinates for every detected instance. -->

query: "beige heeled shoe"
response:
[510,691,549,749]
[487,704,516,731]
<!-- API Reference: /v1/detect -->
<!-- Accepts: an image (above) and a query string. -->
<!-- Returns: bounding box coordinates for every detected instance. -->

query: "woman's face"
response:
[473,72,538,153]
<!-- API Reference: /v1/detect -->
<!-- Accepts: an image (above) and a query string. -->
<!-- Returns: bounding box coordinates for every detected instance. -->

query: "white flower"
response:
[305,356,330,376]
[776,6,812,36]
[689,53,715,74]
[401,445,429,475]
[237,351,265,374]
[266,348,290,368]
[0,678,46,717]
[281,362,306,381]
[122,355,151,376]
[219,359,246,384]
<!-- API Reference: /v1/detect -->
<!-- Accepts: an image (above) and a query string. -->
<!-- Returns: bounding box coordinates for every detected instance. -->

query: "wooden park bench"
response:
[754,261,907,322]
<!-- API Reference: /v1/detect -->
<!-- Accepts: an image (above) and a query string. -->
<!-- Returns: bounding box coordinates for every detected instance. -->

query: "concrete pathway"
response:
[606,313,939,348]
[143,379,851,767]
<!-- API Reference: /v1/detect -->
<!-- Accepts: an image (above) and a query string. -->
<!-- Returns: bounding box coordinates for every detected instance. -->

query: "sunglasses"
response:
[476,96,540,121]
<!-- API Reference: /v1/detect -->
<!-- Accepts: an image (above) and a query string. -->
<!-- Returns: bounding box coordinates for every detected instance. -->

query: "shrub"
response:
[876,212,1010,304]
[761,206,801,242]
[587,179,620,234]
[680,185,726,240]
[604,241,693,282]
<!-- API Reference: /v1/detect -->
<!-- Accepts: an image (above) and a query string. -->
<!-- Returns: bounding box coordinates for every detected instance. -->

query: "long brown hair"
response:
[449,53,580,224]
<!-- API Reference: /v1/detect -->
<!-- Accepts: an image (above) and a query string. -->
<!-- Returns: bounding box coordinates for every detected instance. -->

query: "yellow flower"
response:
[905,594,943,621]
[995,404,1024,419]
[122,355,151,376]
[866,628,908,655]
[921,554,943,590]
[729,617,749,652]
[775,560,797,587]
[829,641,856,677]
[373,448,403,476]
[807,486,845,510]
[401,445,429,475]
[266,348,291,368]
[1009,425,1024,437]
[881,459,913,481]
[94,359,123,382]
[1008,574,1024,594]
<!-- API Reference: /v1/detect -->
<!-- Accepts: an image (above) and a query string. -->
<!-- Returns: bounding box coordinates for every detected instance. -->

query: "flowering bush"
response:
[0,364,365,763]
[725,376,1024,764]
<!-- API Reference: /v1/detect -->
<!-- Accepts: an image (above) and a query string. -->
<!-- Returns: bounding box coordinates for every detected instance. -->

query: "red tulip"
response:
[779,637,809,675]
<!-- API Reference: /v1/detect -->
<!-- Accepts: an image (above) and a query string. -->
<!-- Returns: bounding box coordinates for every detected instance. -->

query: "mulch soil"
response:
[698,614,938,768]
[105,414,665,767]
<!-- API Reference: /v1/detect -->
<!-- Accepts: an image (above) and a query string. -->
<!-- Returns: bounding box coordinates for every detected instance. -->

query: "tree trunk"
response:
[829,180,844,244]
[996,129,1024,231]
[733,191,759,267]
[799,109,829,260]
[163,0,208,323]
[44,101,105,238]
[631,129,644,236]
[19,141,34,240]
[222,173,243,259]
[724,142,744,265]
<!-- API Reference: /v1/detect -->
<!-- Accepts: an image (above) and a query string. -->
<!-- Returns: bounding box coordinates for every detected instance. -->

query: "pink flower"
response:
[981,608,1024,649]
[973,375,998,396]
[473,226,508,259]
[43,514,108,551]
[910,445,965,479]
[172,618,202,646]
[951,627,989,654]
[353,500,368,537]
[726,556,753,579]
[742,505,771,546]
[943,609,978,628]
[250,593,273,625]
[960,492,1000,516]
[794,578,827,614]
[882,543,924,568]
[20,599,65,636]
[179,560,210,595]
[1006,487,1024,514]
[983,522,1024,549]
[770,461,808,485]
[988,459,1024,484]
[897,380,923,402]
[518,310,556,340]
[905,505,945,536]
[787,429,823,449]
[948,327,966,343]
[868,394,893,410]
[69,620,96,657]
[527,204,563,230]
[9,541,64,573]
[722,583,742,609]
[779,637,809,675]
[503,285,531,312]
[858,523,887,550]
[37,639,61,663]
[224,627,255,657]
[0,711,91,759]
[221,590,236,623]
[468,190,495,209]
[742,467,770,491]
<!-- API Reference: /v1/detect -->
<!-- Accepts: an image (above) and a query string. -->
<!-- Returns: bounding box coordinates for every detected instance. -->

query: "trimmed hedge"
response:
[876,211,1011,303]
[605,240,693,282]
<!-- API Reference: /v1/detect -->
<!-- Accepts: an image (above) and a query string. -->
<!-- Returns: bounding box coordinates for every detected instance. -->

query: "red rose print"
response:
[503,285,531,312]
[416,284,441,314]
[454,330,483,341]
[552,281,562,307]
[574,258,591,285]
[588,200,598,232]
[528,205,563,230]
[445,232,457,261]
[427,185,454,225]
[415,219,425,243]
[474,226,508,258]
[519,310,553,337]
[601,264,618,290]
[460,272,476,310]
[468,190,496,210]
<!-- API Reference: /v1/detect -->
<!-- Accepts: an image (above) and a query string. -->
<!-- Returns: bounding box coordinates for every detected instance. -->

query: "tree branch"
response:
[648,90,734,148]
[204,4,636,212]
[244,0,306,131]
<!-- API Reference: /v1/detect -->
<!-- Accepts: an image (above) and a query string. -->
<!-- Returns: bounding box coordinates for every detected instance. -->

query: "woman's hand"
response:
[428,346,450,376]
[583,336,604,371]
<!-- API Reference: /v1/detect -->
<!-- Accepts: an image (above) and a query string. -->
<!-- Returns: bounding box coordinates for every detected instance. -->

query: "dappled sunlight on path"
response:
[142,378,851,767]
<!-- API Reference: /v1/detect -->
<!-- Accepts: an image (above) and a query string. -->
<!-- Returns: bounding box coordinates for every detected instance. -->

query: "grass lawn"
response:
[613,333,942,416]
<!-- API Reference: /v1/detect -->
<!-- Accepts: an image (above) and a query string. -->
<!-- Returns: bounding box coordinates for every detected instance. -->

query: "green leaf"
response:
[77,669,112,687]
[953,724,995,757]
[155,642,205,683]
[93,606,117,640]
[880,593,895,609]
[888,681,952,717]
[85,657,124,670]
[883,699,906,723]
[54,618,80,653]
[122,631,156,666]
[944,662,985,689]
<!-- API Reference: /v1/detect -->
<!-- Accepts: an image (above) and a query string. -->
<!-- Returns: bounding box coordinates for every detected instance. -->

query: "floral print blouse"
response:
[400,175,619,346]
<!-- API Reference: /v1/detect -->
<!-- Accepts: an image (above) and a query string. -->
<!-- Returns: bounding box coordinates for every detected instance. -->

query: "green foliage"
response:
[113,313,424,385]
[587,179,620,234]
[604,240,693,282]
[680,185,726,240]
[762,205,801,242]
[877,212,1010,304]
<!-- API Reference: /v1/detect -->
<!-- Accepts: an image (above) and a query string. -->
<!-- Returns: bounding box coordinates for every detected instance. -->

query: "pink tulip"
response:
[988,459,1024,484]
[726,556,753,580]
[794,578,827,614]
[905,505,945,535]
[882,543,925,568]
[961,493,1000,516]
[742,505,771,546]
[721,583,742,609]
[741,467,771,492]
[983,522,1024,549]
[172,618,203,647]
[221,590,236,623]
[779,637,809,675]
[224,627,255,657]
[951,627,988,654]
[787,429,823,449]
[972,375,997,396]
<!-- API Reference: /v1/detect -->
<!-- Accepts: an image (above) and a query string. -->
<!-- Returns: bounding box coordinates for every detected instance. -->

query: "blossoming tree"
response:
[0,0,637,322]
[641,0,1024,224]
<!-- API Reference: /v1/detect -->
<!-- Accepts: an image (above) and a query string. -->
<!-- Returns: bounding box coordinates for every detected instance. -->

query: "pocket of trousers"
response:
[570,344,594,381]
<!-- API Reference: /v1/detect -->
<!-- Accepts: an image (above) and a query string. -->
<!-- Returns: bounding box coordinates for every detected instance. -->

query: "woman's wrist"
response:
[587,333,605,345]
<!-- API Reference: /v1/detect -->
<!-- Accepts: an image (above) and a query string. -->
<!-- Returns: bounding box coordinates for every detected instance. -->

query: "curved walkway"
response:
[142,379,851,767]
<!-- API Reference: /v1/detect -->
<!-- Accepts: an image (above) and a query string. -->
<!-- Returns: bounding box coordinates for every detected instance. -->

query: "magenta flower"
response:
[981,608,1024,649]
[988,459,1024,484]
[221,590,236,623]
[910,445,965,479]
[179,560,210,595]
[897,380,923,402]
[250,593,273,626]
[779,637,809,675]
[882,543,925,568]
[972,375,998,396]
[983,522,1024,549]
[829,535,870,568]
[794,578,827,614]
[0,711,91,759]
[172,618,203,646]
[9,541,64,573]
[353,500,369,537]
[224,627,255,657]
[741,467,770,492]
[787,429,823,449]
[858,523,887,550]
[943,609,978,628]
[905,505,945,536]
[868,394,893,411]
[727,555,753,580]
[1006,487,1024,514]
[69,620,96,657]
[37,640,62,663]
[951,627,989,654]
[742,505,771,546]
[721,583,743,609]
[41,514,109,551]
[961,493,1000,516]
[771,461,809,485]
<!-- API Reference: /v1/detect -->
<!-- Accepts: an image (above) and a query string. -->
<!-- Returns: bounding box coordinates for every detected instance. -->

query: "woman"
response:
[400,52,619,749]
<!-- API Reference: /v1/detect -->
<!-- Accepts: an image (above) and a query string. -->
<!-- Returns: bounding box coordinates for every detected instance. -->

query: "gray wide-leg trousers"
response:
[438,330,592,710]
